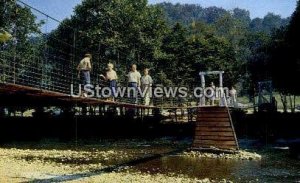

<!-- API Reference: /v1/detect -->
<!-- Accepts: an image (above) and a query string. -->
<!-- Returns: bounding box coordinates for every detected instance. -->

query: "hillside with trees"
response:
[48,1,291,87]
[157,3,289,34]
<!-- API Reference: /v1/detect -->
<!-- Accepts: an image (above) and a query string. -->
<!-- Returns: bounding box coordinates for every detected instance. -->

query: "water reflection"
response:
[131,155,299,182]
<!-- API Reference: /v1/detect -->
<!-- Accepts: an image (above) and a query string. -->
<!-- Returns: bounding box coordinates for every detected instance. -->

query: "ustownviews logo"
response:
[70,84,229,99]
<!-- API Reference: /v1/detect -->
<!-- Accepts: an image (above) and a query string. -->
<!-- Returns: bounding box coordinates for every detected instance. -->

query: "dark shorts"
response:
[128,82,138,104]
[81,71,90,85]
[128,82,138,88]
[109,80,117,97]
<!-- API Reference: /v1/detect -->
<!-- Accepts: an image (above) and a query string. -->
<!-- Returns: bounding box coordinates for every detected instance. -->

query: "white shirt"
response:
[78,57,91,71]
[106,70,118,81]
[141,75,153,85]
[128,71,141,83]
[229,89,237,96]
[229,88,237,102]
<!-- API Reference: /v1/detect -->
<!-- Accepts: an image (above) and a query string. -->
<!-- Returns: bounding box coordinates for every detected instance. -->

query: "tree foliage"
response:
[2,0,295,96]
[269,1,300,96]
[49,0,167,83]
[0,0,43,83]
[49,1,251,87]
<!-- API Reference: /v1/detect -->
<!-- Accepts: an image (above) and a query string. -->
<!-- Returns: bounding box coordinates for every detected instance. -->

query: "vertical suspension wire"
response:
[73,31,78,148]
[45,15,49,90]
[12,0,17,84]
[75,101,78,147]
[97,42,101,85]
[72,29,76,85]
[40,15,49,90]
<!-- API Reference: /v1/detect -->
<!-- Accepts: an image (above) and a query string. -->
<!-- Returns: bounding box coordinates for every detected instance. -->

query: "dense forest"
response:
[1,0,299,111]
[158,3,289,33]
[47,1,291,86]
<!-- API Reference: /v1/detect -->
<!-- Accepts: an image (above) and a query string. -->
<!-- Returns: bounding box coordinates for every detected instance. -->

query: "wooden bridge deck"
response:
[0,83,198,110]
[0,83,239,151]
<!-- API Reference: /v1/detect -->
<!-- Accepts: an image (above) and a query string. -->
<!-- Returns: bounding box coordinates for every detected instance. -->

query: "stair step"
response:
[193,107,239,150]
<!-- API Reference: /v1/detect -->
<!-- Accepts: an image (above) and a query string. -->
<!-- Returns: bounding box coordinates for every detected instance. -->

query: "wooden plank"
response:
[197,113,228,118]
[192,143,237,150]
[193,141,237,147]
[198,106,227,110]
[197,110,227,113]
[193,140,237,146]
[198,107,227,112]
[193,144,237,148]
[196,117,230,122]
[195,126,233,132]
[194,135,235,141]
[196,122,231,127]
[194,131,234,136]
[194,106,238,150]
[192,145,237,150]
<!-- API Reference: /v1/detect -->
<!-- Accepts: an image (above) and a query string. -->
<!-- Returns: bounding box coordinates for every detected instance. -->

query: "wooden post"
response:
[82,105,87,116]
[0,107,5,118]
[199,71,226,107]
[174,108,178,122]
[219,72,225,107]
[187,108,192,122]
[121,107,125,116]
[200,74,205,106]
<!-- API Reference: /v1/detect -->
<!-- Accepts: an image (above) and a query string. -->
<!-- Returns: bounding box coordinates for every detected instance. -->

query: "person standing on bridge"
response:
[77,53,92,97]
[127,64,141,104]
[210,82,216,106]
[229,86,237,107]
[141,68,153,106]
[100,63,118,102]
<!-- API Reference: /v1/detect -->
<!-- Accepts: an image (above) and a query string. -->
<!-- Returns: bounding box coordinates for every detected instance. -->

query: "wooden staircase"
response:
[192,106,239,150]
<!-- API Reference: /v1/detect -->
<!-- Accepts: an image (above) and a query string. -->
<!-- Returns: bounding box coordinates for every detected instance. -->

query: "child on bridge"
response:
[141,68,153,106]
[77,53,92,97]
[100,63,118,102]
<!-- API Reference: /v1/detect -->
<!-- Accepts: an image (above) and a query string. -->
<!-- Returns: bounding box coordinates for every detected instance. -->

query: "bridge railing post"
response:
[199,74,205,106]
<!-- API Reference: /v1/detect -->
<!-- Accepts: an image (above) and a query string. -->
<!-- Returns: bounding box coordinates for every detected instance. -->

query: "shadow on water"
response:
[22,148,186,183]
[129,152,300,182]
[26,149,300,182]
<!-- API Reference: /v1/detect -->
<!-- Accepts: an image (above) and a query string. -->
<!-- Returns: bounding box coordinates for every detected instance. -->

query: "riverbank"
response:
[1,138,299,182]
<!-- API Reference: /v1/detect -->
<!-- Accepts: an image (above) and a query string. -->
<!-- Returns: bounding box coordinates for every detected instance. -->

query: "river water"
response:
[1,138,299,182]
[129,152,300,182]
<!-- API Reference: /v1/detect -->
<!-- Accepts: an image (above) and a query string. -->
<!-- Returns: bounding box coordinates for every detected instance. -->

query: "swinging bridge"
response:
[0,0,239,151]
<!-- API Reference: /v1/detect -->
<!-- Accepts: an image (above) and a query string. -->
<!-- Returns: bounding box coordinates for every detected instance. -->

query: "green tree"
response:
[269,1,300,112]
[285,0,300,96]
[159,23,190,85]
[49,0,167,84]
[245,32,271,98]
[188,32,240,87]
[0,0,43,83]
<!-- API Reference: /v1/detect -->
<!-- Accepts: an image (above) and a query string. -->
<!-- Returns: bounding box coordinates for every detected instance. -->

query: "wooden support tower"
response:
[193,106,239,151]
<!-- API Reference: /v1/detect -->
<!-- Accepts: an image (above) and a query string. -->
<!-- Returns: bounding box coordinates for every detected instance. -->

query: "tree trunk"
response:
[289,95,293,113]
[289,95,296,113]
[294,96,296,112]
[253,95,257,113]
[280,93,287,113]
[0,107,5,117]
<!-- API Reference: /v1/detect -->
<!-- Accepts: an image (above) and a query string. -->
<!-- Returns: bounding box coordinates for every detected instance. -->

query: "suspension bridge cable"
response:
[16,0,145,61]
